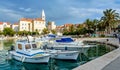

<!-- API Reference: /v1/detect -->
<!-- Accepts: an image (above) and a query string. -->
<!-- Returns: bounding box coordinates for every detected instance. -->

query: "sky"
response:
[0,0,120,25]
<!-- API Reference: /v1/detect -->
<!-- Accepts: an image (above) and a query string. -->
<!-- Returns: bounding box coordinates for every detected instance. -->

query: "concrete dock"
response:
[73,38,120,70]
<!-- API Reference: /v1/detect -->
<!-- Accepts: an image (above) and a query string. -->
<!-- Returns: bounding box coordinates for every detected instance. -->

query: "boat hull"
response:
[51,51,79,60]
[10,52,50,63]
[47,46,90,54]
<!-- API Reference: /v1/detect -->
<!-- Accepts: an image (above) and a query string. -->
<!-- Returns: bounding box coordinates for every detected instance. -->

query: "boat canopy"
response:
[56,37,74,42]
[47,34,56,38]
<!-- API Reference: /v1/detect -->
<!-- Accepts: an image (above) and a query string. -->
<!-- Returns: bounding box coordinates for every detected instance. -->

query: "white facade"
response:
[19,19,33,32]
[19,10,46,33]
[33,19,46,33]
[0,22,11,31]
[47,21,56,30]
[12,23,19,32]
[51,21,56,30]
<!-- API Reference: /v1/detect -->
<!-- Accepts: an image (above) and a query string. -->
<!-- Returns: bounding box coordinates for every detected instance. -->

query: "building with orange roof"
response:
[19,10,46,33]
[33,18,46,33]
[56,25,64,32]
[56,23,83,33]
[47,21,56,31]
[64,23,73,27]
[62,23,74,31]
[0,22,11,31]
[19,18,33,32]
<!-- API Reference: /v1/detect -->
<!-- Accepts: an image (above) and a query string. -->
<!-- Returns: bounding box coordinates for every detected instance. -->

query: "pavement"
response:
[73,38,120,70]
[102,56,120,70]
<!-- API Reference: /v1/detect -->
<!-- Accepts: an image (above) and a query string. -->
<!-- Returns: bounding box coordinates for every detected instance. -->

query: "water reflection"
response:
[3,39,15,50]
[0,41,3,50]
[7,59,81,70]
[8,59,57,70]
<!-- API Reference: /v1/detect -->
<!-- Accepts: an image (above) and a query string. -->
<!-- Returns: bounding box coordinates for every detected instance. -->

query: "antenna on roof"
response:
[27,36,30,43]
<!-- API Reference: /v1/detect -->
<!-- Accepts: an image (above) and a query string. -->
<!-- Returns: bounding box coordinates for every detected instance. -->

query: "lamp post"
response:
[95,23,98,37]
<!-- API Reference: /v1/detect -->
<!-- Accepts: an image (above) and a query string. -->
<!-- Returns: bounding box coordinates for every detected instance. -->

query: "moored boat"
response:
[45,49,79,60]
[8,41,50,63]
[46,37,91,52]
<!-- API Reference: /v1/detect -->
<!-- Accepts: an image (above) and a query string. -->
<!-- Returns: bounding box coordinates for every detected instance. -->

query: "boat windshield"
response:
[32,44,39,50]
[32,44,37,48]
[25,44,31,50]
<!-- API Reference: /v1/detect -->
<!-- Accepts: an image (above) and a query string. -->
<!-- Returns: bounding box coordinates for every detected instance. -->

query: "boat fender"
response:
[21,56,25,62]
[65,47,67,50]
[6,54,13,60]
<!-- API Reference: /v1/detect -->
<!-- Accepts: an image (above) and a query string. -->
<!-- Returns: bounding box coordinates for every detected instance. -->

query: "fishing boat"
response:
[46,37,91,52]
[45,49,79,60]
[8,40,50,63]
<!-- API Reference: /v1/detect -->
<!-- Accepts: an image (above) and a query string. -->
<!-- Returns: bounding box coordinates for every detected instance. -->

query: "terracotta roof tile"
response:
[6,22,11,25]
[0,22,3,25]
[0,22,11,25]
[34,18,44,21]
[13,23,19,25]
[20,18,33,22]
[64,23,73,27]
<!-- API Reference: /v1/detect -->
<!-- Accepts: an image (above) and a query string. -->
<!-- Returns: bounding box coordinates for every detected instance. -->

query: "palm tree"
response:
[84,19,92,30]
[101,9,120,33]
[51,29,56,34]
[42,28,49,35]
[69,25,74,32]
[84,19,95,34]
[92,19,99,33]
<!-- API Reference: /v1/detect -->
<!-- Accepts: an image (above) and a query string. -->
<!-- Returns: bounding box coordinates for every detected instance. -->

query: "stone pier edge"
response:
[73,38,120,70]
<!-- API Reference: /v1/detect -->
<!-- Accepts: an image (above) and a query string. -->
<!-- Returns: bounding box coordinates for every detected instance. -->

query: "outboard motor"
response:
[10,45,15,51]
[6,45,14,60]
[43,44,48,50]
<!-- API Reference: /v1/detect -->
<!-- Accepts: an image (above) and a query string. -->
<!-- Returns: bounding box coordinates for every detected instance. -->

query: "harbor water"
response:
[0,39,116,70]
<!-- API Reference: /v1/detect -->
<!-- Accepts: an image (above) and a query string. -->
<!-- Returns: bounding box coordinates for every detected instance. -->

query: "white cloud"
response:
[68,7,103,18]
[0,7,23,22]
[19,7,31,12]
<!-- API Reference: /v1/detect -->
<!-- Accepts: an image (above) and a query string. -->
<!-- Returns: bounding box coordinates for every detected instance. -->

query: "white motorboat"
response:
[45,49,79,60]
[8,41,50,63]
[46,37,91,53]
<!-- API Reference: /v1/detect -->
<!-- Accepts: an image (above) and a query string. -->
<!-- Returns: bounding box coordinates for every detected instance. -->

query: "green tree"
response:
[92,19,99,30]
[35,29,39,35]
[17,31,24,36]
[3,27,15,36]
[84,19,92,30]
[0,31,3,35]
[51,30,56,34]
[69,25,74,32]
[84,19,94,34]
[47,21,51,25]
[42,28,49,35]
[101,9,120,33]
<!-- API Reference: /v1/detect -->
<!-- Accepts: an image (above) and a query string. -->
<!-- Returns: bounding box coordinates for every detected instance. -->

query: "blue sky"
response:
[0,0,120,25]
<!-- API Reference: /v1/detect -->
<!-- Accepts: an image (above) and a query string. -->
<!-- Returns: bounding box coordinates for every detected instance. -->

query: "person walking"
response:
[117,33,120,44]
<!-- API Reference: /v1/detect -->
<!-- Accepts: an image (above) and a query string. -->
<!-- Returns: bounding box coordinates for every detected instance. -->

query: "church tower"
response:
[41,9,45,20]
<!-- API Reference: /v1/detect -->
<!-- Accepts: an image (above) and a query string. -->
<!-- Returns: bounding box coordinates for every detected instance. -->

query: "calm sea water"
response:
[0,39,116,70]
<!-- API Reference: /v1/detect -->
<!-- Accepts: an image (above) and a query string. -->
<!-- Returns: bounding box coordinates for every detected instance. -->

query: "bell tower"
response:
[41,9,45,20]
